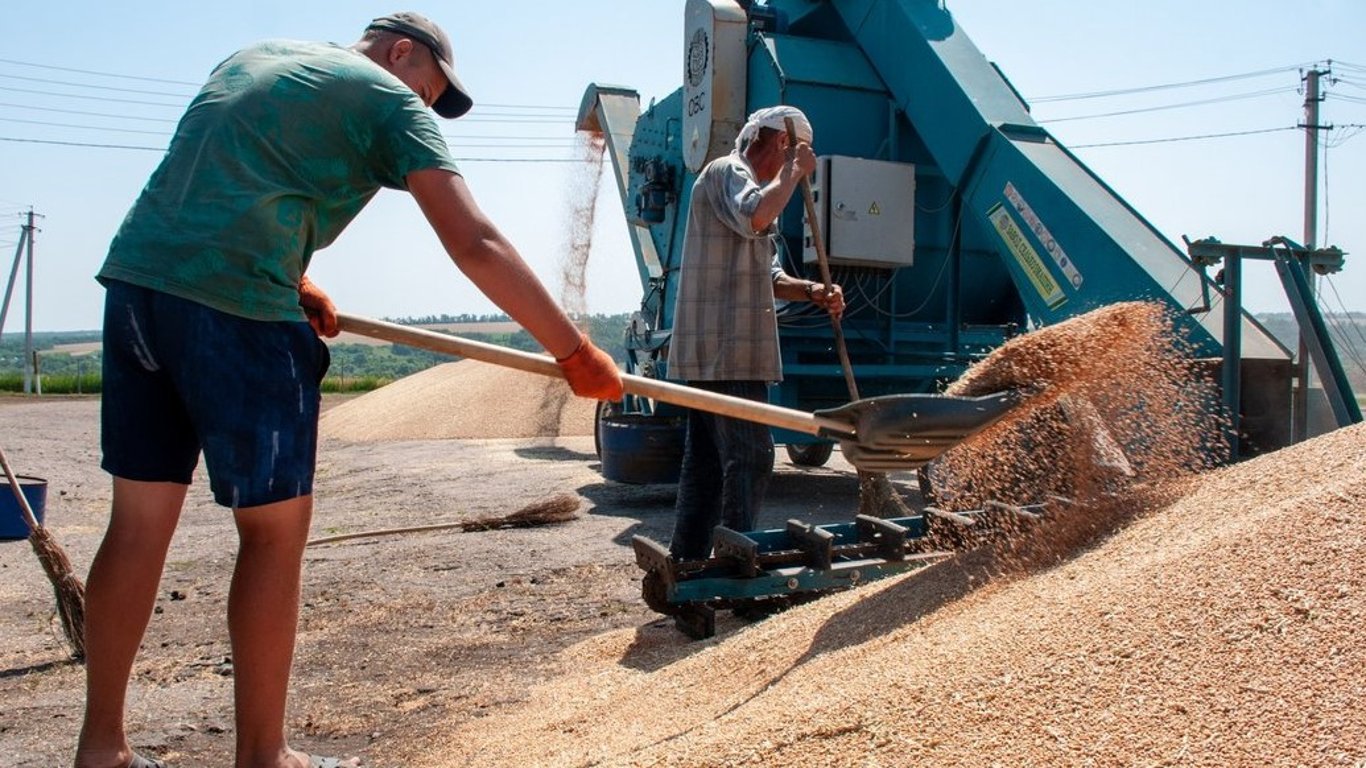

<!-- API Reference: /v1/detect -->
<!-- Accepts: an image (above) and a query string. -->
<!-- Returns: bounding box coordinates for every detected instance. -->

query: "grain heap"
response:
[401,301,1364,767]
[930,301,1227,508]
[318,360,595,441]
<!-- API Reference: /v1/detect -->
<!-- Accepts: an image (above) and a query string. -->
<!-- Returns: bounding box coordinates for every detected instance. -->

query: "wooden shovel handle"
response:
[335,313,855,440]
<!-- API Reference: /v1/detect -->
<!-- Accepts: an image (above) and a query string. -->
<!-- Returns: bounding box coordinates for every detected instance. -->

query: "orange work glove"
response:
[556,333,624,401]
[298,275,339,338]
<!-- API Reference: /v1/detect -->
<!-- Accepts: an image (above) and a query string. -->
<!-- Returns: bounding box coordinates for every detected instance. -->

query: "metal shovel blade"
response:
[815,390,1027,472]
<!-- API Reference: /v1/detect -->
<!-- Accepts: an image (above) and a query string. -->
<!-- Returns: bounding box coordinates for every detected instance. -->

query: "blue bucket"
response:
[1,475,47,541]
[599,415,686,485]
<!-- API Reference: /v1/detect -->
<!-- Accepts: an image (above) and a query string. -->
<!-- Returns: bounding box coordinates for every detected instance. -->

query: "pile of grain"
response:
[930,301,1226,508]
[411,422,1365,768]
[399,301,1364,766]
[318,360,595,441]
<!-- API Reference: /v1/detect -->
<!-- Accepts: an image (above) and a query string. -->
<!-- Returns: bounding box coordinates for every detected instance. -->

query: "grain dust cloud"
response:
[534,130,609,437]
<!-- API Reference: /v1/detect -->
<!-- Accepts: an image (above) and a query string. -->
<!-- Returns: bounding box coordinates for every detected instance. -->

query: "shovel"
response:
[335,313,1023,471]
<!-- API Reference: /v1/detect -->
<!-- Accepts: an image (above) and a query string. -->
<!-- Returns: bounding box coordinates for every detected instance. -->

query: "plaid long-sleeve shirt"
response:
[666,152,786,382]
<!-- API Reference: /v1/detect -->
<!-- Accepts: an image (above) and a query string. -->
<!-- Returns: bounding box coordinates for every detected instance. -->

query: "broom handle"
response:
[786,117,860,400]
[335,313,855,440]
[0,446,42,533]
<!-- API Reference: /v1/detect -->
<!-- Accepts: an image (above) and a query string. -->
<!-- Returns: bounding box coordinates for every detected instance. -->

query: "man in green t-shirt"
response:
[77,12,621,768]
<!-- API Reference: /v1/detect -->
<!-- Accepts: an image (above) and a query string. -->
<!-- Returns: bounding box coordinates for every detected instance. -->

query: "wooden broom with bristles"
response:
[0,445,86,659]
[305,493,581,547]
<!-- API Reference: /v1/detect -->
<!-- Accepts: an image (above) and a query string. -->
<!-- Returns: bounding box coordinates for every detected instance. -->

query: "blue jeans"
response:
[668,381,775,561]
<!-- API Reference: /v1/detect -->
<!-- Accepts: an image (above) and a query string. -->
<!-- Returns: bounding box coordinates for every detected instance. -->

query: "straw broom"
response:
[306,493,581,546]
[0,445,86,659]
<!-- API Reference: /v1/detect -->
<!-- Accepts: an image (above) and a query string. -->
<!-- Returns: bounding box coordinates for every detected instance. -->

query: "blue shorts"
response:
[100,280,331,508]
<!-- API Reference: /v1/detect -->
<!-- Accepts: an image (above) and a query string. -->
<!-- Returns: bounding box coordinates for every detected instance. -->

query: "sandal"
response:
[309,757,361,768]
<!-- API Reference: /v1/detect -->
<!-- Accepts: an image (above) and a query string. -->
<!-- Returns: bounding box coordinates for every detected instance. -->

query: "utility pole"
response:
[1294,65,1332,441]
[0,219,28,336]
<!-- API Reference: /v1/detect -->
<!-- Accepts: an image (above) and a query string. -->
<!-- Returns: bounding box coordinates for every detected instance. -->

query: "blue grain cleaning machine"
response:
[573,0,1358,635]
[579,0,1357,476]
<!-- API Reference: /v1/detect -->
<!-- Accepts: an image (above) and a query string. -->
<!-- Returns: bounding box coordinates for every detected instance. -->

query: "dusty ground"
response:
[0,394,888,767]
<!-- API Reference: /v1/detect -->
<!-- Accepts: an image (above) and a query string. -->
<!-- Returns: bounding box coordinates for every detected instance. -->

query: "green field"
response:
[0,314,632,394]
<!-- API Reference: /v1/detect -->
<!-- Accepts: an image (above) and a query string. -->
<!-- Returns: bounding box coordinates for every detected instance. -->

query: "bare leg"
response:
[75,478,187,768]
[230,494,306,767]
[229,495,360,768]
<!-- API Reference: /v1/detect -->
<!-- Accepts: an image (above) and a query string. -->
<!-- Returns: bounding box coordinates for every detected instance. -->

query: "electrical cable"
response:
[0,102,179,123]
[1070,125,1296,149]
[1038,87,1296,124]
[0,73,193,99]
[0,84,184,108]
[0,57,203,87]
[1323,277,1366,365]
[1028,64,1307,103]
[1163,262,1201,315]
[0,117,169,136]
[861,210,960,321]
[0,135,599,162]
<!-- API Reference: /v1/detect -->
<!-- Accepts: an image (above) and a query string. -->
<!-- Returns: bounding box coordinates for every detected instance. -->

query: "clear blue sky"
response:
[2,1,1363,332]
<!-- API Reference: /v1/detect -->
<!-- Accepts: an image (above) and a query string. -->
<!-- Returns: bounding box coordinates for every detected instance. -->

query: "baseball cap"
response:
[366,11,473,118]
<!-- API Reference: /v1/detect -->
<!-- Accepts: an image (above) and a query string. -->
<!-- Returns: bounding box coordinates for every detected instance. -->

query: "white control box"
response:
[803,155,916,269]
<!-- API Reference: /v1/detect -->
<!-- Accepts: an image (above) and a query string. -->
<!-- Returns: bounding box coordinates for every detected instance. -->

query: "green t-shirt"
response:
[98,40,460,322]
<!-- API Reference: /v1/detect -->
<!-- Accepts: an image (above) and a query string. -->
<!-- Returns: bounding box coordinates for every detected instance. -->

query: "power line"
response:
[1028,64,1307,103]
[1,56,580,110]
[0,57,203,87]
[0,135,594,162]
[0,117,171,136]
[476,103,576,111]
[0,102,180,123]
[0,72,193,99]
[1039,86,1296,124]
[0,136,163,151]
[1069,125,1297,149]
[0,85,186,108]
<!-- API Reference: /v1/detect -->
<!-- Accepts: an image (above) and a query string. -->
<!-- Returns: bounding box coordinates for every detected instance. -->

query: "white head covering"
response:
[734,105,813,153]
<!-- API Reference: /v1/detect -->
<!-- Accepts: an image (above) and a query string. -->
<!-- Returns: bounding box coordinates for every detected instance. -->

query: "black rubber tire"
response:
[785,442,834,467]
[641,571,678,616]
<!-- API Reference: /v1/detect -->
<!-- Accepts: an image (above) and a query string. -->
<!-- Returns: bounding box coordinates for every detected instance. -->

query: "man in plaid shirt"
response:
[666,106,845,561]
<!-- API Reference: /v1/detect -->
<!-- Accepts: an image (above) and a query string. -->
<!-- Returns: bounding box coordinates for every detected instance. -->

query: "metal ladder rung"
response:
[712,526,761,578]
[785,519,836,570]
[631,535,676,588]
[854,514,908,561]
[924,506,976,527]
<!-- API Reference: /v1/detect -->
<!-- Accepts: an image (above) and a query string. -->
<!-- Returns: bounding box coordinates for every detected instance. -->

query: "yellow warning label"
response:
[868,202,880,216]
[988,204,1065,309]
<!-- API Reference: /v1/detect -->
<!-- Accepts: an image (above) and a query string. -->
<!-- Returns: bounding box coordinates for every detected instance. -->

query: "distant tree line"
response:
[4,312,1365,396]
[0,314,634,394]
